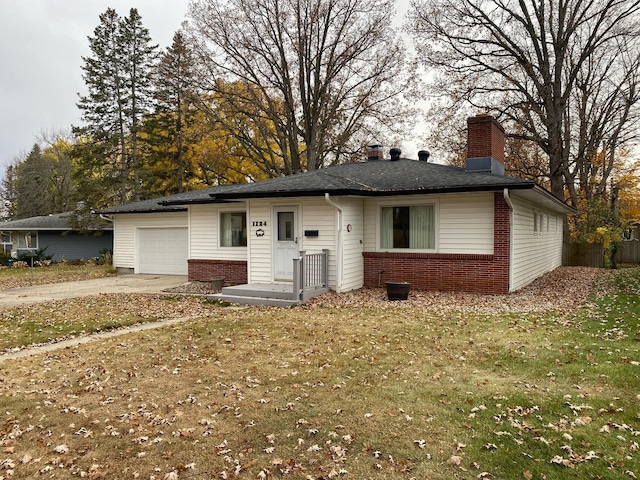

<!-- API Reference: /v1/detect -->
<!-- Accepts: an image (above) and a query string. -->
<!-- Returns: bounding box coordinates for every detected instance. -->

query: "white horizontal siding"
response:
[247,198,337,285]
[340,197,364,291]
[113,212,187,269]
[363,192,494,254]
[363,198,378,252]
[439,193,493,254]
[510,194,564,291]
[300,198,336,287]
[248,200,273,283]
[189,204,247,261]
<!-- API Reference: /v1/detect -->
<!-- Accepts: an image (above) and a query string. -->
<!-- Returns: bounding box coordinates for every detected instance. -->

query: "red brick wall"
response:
[467,114,505,164]
[188,259,248,285]
[363,193,511,294]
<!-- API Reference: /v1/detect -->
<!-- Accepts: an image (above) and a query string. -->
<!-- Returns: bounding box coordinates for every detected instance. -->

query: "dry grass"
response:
[0,264,115,291]
[1,267,639,480]
[0,294,220,354]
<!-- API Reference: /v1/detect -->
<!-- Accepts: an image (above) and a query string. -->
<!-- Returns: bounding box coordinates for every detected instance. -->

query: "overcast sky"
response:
[0,0,191,169]
[0,0,419,176]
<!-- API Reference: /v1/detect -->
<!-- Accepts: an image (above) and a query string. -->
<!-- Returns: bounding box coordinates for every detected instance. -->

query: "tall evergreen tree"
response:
[0,163,18,220]
[74,7,157,206]
[75,8,127,205]
[143,31,197,195]
[14,144,54,219]
[120,8,158,200]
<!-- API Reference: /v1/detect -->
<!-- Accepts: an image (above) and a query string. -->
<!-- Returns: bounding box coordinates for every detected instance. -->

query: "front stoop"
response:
[208,283,330,307]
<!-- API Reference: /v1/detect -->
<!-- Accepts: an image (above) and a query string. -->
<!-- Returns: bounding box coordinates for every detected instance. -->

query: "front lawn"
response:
[0,263,115,291]
[0,268,638,479]
[0,294,220,354]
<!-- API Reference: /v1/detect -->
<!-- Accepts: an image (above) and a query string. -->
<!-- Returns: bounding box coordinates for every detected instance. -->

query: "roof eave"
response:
[198,184,536,201]
[95,207,188,215]
[529,185,577,214]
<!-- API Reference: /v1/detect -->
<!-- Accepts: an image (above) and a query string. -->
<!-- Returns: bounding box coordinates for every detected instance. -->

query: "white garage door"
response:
[137,227,188,275]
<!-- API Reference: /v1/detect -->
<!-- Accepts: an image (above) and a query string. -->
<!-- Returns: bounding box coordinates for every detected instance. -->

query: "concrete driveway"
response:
[0,274,188,308]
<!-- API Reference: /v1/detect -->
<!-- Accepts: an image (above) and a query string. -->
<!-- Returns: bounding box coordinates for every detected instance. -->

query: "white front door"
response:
[273,207,299,281]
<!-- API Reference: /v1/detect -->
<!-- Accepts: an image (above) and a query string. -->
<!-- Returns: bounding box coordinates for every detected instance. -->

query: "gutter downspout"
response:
[324,193,343,292]
[503,189,514,293]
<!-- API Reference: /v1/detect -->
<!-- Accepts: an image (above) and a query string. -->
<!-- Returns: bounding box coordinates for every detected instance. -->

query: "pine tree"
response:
[0,163,18,220]
[120,8,158,200]
[14,145,55,219]
[74,7,157,206]
[75,8,127,205]
[143,31,197,195]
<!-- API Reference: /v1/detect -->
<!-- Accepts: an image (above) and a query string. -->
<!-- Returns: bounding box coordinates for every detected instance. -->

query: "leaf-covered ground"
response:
[1,266,639,480]
[0,264,115,291]
[0,293,221,354]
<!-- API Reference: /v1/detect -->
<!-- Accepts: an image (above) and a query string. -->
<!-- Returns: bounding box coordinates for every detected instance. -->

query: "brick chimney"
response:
[466,114,505,175]
[367,144,384,161]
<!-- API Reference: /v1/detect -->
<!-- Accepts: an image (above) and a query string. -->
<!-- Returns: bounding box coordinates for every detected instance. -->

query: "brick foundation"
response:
[188,259,248,285]
[363,193,510,294]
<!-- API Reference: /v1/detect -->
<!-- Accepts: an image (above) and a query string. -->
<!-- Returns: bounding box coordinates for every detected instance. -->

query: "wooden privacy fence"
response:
[563,241,640,267]
[617,240,640,264]
[563,243,604,268]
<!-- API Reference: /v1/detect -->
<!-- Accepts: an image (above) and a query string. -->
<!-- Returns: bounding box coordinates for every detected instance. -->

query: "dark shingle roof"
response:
[98,184,261,214]
[164,159,535,203]
[98,158,572,213]
[0,211,113,231]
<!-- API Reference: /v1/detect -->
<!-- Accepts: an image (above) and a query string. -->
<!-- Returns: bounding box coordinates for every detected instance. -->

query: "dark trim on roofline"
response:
[0,227,112,232]
[160,199,241,206]
[95,207,188,215]
[192,184,536,201]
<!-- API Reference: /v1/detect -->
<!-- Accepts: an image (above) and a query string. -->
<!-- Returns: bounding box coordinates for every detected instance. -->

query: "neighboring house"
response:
[624,222,640,242]
[98,115,574,304]
[0,211,113,262]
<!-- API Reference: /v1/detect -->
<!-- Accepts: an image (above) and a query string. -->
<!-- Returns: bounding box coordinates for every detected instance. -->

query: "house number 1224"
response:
[252,221,267,227]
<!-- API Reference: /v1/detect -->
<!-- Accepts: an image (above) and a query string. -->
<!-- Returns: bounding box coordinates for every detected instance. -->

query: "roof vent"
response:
[367,144,384,161]
[389,148,401,161]
[418,150,430,162]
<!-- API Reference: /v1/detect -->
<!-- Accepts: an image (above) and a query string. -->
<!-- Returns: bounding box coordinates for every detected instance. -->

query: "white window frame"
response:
[377,199,438,252]
[0,232,12,254]
[219,210,248,248]
[16,231,38,249]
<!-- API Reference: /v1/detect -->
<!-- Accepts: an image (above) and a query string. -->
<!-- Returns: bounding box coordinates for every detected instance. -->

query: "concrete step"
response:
[220,284,294,300]
[207,294,300,307]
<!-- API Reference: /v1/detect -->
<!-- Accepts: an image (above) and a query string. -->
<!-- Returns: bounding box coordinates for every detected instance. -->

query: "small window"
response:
[17,231,37,249]
[624,227,635,240]
[534,212,543,234]
[220,212,247,247]
[381,205,435,249]
[278,211,295,241]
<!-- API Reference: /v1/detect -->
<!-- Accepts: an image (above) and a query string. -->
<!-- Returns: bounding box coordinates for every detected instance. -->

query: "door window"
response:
[278,212,295,241]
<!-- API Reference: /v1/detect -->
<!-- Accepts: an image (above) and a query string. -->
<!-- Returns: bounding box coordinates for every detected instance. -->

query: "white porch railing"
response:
[292,249,329,301]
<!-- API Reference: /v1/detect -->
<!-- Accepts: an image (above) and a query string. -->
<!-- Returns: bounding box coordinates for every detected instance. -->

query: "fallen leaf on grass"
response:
[53,444,68,454]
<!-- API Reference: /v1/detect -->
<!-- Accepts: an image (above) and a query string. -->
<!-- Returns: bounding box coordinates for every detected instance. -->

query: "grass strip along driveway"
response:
[1,267,639,479]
